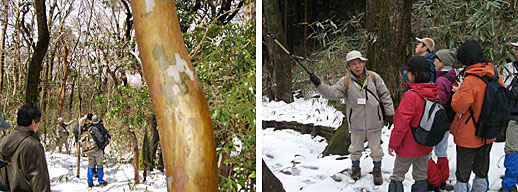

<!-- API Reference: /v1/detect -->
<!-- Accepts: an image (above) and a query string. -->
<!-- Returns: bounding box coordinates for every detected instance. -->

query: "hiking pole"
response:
[267,33,311,75]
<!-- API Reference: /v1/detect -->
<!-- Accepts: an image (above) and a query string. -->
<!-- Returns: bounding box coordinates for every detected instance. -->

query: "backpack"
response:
[440,74,457,123]
[80,127,98,155]
[409,90,449,146]
[507,74,518,121]
[466,71,510,141]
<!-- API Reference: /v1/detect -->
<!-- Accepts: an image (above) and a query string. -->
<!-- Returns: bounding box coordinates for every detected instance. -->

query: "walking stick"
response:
[267,33,312,75]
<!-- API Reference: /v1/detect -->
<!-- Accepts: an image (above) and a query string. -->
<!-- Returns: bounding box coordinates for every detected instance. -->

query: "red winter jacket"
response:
[389,83,437,158]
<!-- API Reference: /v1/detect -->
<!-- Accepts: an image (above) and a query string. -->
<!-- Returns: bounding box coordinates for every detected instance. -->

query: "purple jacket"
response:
[435,68,457,105]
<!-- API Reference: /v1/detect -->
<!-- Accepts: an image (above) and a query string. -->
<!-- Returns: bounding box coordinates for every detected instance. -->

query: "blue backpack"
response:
[466,70,510,142]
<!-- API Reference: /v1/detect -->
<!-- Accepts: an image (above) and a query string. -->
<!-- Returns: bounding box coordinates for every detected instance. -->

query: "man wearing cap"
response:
[427,49,458,191]
[450,40,505,192]
[309,50,395,185]
[56,117,75,154]
[84,115,108,187]
[415,37,437,83]
[388,56,437,192]
[0,103,51,192]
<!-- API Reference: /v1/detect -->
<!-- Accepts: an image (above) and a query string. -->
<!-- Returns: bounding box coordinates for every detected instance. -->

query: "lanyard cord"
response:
[353,77,368,94]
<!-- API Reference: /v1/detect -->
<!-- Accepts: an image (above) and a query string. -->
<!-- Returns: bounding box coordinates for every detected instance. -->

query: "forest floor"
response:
[262,95,510,192]
[47,147,166,192]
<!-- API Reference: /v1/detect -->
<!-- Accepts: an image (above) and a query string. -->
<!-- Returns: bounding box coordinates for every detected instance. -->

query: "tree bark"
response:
[132,0,218,191]
[25,0,50,104]
[366,0,412,105]
[127,127,140,183]
[0,1,8,93]
[58,41,70,116]
[264,0,293,103]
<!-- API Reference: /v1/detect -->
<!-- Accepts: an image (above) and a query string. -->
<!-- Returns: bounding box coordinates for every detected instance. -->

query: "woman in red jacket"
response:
[388,56,437,192]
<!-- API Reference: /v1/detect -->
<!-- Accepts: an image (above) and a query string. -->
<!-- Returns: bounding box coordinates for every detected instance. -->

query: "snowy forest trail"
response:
[47,146,166,192]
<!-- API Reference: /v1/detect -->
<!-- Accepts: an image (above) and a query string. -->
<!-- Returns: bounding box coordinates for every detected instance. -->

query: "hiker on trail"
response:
[56,117,75,154]
[427,49,458,192]
[91,116,111,150]
[450,40,506,192]
[0,103,51,192]
[309,50,395,185]
[415,37,437,83]
[388,56,436,192]
[84,115,108,187]
[498,42,518,192]
[0,114,10,130]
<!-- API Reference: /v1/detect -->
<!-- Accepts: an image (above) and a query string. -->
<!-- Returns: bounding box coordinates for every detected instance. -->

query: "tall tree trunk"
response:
[142,125,150,182]
[366,0,412,105]
[127,127,140,183]
[25,0,50,104]
[264,0,293,103]
[58,41,70,116]
[0,1,8,93]
[132,0,218,191]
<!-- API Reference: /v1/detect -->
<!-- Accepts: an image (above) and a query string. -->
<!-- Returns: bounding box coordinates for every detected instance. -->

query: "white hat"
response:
[346,50,368,64]
[512,42,518,47]
[58,117,63,122]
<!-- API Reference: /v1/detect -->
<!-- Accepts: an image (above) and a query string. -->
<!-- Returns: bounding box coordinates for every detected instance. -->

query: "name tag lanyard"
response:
[353,78,368,104]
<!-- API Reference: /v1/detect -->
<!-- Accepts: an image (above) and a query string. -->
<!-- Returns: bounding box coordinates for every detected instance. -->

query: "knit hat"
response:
[92,115,100,124]
[345,50,368,64]
[435,49,457,66]
[400,56,430,72]
[0,114,10,130]
[512,42,518,47]
[416,37,435,52]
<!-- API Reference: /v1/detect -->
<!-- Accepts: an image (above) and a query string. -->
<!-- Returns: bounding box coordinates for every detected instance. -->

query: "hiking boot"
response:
[372,167,383,185]
[428,184,440,192]
[99,182,108,187]
[350,166,361,180]
[440,182,454,191]
[88,183,93,188]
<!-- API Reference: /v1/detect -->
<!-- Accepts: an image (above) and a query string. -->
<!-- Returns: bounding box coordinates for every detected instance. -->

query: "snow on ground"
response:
[262,96,509,192]
[262,95,344,129]
[47,147,166,192]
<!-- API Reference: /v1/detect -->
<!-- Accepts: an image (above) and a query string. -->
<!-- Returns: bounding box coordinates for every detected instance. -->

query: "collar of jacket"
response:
[14,126,39,140]
[465,62,495,78]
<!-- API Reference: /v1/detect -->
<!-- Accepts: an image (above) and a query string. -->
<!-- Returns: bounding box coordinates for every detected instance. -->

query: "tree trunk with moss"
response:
[365,0,412,106]
[322,102,351,156]
[264,0,293,103]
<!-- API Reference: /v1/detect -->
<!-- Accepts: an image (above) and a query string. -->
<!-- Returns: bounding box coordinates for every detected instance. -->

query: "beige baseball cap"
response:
[416,37,435,52]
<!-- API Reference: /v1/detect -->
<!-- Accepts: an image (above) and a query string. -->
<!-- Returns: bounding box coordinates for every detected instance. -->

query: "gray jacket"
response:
[316,69,394,132]
[505,121,518,154]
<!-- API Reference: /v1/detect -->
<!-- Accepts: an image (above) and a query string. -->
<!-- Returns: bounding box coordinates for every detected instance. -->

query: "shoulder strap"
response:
[344,71,377,93]
[441,74,455,84]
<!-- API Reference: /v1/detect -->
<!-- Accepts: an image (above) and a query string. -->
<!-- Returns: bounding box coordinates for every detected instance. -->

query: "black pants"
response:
[455,143,493,183]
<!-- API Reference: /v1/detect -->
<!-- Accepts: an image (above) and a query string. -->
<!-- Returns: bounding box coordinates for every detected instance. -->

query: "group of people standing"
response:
[0,104,111,191]
[310,38,518,192]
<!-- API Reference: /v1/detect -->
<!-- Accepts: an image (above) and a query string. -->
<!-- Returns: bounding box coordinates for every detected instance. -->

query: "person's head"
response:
[91,115,100,124]
[345,50,368,77]
[400,56,432,83]
[415,37,435,56]
[58,117,63,123]
[434,49,457,70]
[456,40,488,66]
[86,113,93,125]
[17,103,42,131]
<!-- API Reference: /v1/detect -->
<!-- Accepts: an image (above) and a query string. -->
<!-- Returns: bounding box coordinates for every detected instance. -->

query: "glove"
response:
[385,115,393,129]
[309,73,321,87]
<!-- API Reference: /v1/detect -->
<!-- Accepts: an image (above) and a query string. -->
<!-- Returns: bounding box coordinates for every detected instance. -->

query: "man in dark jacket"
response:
[0,103,50,192]
[415,37,437,83]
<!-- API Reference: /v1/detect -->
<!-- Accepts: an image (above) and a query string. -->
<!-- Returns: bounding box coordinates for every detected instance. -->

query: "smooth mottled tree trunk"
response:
[264,0,293,103]
[58,41,70,116]
[132,0,218,191]
[25,0,50,104]
[366,0,412,106]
